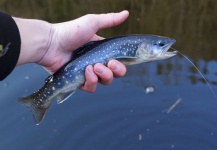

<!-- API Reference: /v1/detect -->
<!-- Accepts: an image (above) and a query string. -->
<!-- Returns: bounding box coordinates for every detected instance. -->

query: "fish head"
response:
[137,35,177,61]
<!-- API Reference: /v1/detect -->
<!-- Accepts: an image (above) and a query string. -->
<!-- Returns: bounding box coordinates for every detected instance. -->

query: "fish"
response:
[18,35,177,125]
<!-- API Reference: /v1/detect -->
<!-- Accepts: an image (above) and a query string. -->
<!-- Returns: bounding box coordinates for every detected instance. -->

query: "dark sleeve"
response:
[0,11,21,80]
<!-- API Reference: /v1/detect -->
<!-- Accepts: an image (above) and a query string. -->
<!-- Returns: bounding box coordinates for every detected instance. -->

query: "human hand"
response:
[15,11,129,92]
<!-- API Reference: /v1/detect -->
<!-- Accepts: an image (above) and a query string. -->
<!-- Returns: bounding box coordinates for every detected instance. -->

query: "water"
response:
[1,0,217,150]
[175,49,217,99]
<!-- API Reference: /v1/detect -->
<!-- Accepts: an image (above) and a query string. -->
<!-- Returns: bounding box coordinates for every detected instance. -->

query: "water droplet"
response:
[144,85,155,94]
[21,117,26,121]
[3,82,9,86]
[138,134,142,141]
[24,76,30,80]
[155,119,160,123]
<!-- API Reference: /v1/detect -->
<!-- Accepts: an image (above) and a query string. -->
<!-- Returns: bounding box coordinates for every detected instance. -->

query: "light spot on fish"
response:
[52,87,55,91]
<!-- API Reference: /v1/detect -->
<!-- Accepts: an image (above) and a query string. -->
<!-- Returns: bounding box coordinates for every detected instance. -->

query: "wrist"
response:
[14,17,52,65]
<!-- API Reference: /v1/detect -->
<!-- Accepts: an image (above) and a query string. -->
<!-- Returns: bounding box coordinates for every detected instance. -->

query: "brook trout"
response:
[18,35,177,125]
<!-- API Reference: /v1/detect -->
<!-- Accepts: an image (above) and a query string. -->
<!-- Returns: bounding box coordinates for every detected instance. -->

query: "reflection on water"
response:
[144,85,155,94]
[125,55,217,88]
[0,0,217,150]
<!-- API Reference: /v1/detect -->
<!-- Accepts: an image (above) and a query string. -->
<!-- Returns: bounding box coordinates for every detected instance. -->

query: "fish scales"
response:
[18,35,177,125]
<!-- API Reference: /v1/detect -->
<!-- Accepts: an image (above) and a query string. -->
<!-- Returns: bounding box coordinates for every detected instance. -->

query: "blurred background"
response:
[0,0,217,149]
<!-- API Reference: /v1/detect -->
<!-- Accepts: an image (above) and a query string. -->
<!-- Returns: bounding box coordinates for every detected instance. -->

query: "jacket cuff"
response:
[0,11,21,80]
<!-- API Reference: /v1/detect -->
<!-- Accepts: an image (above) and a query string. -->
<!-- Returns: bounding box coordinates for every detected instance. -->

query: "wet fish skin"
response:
[18,35,177,125]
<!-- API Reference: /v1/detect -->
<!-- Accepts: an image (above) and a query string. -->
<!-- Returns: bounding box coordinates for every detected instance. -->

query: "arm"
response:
[14,11,129,92]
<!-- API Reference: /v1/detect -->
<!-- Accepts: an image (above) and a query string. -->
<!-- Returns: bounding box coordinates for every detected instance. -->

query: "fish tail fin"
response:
[17,96,49,125]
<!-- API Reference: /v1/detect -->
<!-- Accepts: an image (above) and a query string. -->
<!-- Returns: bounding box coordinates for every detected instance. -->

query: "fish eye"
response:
[153,42,165,47]
[158,42,165,47]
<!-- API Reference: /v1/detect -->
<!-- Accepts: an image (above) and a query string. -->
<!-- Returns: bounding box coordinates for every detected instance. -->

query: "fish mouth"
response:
[162,39,177,58]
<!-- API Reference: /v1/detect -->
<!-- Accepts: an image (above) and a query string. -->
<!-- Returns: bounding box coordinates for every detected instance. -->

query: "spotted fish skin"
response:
[18,35,177,125]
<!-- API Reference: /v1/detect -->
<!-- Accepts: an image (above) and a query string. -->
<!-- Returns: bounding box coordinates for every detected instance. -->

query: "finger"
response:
[94,63,113,85]
[107,60,127,78]
[80,65,98,93]
[89,10,129,31]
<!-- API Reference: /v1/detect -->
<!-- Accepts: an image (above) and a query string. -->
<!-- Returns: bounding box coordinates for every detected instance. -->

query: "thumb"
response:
[89,10,129,31]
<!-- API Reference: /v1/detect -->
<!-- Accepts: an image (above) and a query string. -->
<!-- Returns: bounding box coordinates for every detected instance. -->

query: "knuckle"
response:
[103,69,113,80]
[100,74,113,85]
[81,83,96,93]
[88,76,98,85]
[89,88,96,93]
[120,67,127,76]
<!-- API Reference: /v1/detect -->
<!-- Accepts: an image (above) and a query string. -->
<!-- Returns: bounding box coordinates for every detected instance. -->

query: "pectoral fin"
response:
[116,56,142,65]
[56,90,75,104]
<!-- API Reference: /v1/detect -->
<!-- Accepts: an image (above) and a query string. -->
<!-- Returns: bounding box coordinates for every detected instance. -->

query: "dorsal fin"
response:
[72,40,102,58]
[44,75,53,83]
[64,40,104,71]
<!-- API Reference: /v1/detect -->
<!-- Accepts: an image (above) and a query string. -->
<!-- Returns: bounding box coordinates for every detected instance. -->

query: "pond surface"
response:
[1,0,217,150]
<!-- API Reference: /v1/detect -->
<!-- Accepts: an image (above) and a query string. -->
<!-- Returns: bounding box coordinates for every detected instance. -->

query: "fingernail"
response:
[87,66,94,75]
[110,61,120,71]
[95,64,105,74]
